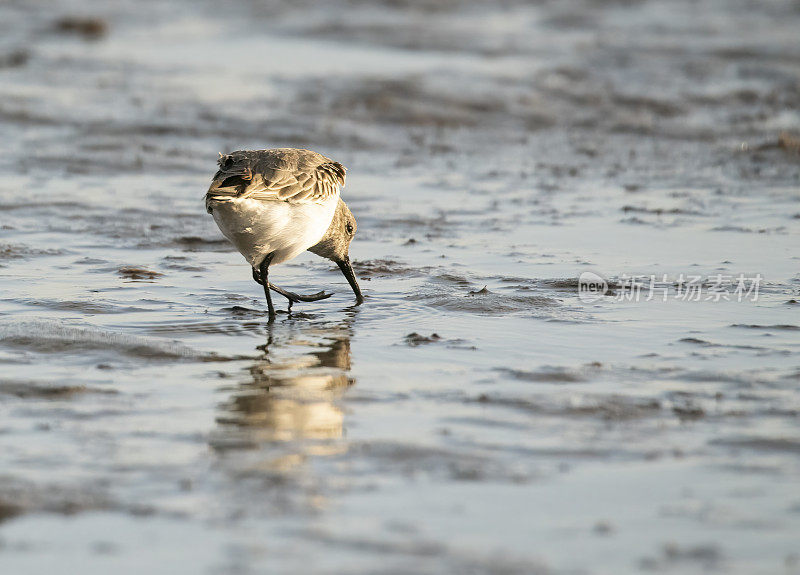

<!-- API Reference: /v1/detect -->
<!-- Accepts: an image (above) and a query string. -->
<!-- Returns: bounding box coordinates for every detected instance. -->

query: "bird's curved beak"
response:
[337,257,364,304]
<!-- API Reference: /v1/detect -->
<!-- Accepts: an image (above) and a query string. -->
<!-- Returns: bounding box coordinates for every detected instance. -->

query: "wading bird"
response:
[205,148,363,321]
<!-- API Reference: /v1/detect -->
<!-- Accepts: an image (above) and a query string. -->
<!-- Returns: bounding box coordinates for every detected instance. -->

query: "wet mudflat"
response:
[1,0,799,573]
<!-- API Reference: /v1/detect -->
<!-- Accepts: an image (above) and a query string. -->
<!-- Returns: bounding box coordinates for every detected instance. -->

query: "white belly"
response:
[210,197,337,267]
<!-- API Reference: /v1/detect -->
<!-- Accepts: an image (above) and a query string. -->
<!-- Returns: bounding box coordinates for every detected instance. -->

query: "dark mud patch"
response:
[53,16,108,40]
[144,319,267,338]
[435,273,473,287]
[413,287,559,316]
[0,320,239,362]
[0,380,117,399]
[34,207,208,250]
[533,278,583,291]
[118,266,164,280]
[710,225,787,234]
[621,205,703,216]
[74,257,109,265]
[730,323,799,331]
[609,93,685,119]
[565,396,663,421]
[671,402,705,421]
[473,392,663,422]
[352,258,429,279]
[0,478,114,522]
[378,213,452,237]
[0,50,29,69]
[0,499,24,523]
[753,132,800,157]
[412,336,477,351]
[0,243,64,260]
[299,527,445,558]
[160,256,207,272]
[349,441,532,483]
[777,131,800,156]
[292,76,527,130]
[404,332,441,346]
[710,436,800,454]
[171,236,232,252]
[14,298,149,315]
[665,369,773,386]
[223,306,268,319]
[640,543,723,571]
[677,337,779,352]
[300,528,549,574]
[496,366,594,383]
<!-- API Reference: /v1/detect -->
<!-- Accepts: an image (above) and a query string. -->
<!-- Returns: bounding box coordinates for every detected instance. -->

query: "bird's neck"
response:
[308,198,348,260]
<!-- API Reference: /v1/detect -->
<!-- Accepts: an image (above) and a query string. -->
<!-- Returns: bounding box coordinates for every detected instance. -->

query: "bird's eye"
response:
[345,222,354,235]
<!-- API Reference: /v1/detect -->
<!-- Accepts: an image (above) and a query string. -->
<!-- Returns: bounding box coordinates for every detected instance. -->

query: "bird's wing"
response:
[207,149,345,205]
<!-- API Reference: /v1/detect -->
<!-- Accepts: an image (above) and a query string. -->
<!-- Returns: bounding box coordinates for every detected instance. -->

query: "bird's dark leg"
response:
[252,267,333,308]
[258,254,276,322]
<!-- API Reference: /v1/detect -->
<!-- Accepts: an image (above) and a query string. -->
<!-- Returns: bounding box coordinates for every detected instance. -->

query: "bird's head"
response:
[308,199,363,304]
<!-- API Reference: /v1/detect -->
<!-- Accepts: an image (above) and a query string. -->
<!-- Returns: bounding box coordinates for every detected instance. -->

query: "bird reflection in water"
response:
[213,323,354,471]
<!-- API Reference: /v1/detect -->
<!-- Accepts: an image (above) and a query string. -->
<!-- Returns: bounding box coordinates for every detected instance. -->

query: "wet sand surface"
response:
[1,0,799,573]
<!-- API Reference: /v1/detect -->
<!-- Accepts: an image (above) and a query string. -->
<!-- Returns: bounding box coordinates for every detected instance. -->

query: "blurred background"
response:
[1,0,799,573]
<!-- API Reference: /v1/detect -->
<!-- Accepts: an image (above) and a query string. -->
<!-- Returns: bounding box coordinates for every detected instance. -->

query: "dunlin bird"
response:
[205,148,363,321]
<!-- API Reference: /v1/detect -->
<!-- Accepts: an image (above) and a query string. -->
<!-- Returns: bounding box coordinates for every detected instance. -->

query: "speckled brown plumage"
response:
[205,147,363,321]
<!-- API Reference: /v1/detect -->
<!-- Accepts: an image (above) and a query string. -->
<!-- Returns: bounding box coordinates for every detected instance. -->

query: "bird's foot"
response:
[251,268,333,313]
[269,284,334,303]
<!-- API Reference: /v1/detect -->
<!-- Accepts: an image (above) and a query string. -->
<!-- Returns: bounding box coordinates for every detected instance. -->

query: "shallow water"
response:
[1,0,799,573]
